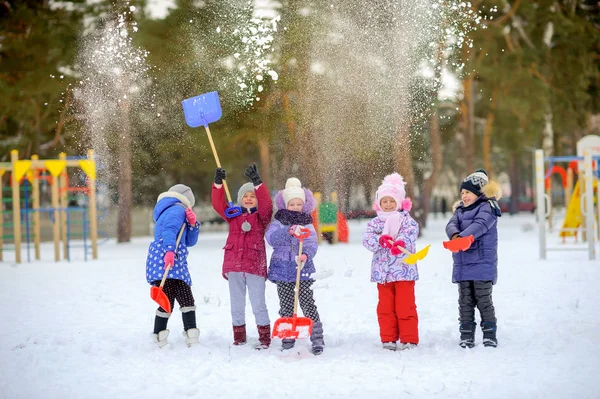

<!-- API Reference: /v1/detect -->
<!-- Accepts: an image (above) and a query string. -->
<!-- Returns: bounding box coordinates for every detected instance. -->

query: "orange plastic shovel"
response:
[272,226,314,340]
[443,235,475,252]
[150,223,186,313]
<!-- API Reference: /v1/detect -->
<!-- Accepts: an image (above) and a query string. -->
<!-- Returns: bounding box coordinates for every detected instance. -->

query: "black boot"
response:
[459,322,476,348]
[481,321,498,347]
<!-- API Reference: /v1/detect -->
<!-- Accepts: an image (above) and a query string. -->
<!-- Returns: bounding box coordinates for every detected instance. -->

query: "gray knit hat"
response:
[169,184,195,207]
[237,182,255,205]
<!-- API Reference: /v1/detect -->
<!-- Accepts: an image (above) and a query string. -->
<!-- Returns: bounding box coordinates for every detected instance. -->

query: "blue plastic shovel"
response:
[182,92,242,218]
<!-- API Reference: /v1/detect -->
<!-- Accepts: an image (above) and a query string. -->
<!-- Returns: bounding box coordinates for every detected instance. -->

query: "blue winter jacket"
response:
[445,196,501,284]
[145,195,200,286]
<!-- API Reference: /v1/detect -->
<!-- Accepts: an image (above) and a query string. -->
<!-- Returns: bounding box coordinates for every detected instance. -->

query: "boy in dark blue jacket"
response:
[446,169,502,349]
[146,184,200,348]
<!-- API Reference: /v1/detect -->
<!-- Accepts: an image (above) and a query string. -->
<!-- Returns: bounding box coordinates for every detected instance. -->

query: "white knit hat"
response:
[282,177,305,206]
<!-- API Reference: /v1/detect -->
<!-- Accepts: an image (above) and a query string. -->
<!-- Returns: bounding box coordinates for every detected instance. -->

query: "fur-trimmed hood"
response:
[157,191,192,208]
[275,188,316,214]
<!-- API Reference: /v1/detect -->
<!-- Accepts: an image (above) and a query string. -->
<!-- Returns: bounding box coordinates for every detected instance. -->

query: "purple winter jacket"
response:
[445,196,502,284]
[265,189,318,283]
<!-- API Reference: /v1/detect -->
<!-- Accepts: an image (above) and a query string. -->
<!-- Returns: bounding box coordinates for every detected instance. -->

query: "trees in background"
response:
[1,0,599,232]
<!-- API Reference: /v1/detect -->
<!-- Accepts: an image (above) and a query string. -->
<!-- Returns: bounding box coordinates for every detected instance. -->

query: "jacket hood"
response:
[153,197,184,222]
[275,188,316,213]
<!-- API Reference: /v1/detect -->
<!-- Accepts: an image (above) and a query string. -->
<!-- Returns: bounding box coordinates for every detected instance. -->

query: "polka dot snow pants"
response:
[276,280,320,322]
[153,279,196,333]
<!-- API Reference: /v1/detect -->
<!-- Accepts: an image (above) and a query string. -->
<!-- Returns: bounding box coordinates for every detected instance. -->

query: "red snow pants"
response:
[376,281,419,344]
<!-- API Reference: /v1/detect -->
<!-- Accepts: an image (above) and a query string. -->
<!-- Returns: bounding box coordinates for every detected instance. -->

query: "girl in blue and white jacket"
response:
[146,184,200,348]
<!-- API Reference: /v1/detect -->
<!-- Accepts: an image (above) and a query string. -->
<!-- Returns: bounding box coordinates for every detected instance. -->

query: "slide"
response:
[560,180,597,238]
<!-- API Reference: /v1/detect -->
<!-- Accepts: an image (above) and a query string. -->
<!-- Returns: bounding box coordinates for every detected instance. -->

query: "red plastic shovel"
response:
[150,224,186,313]
[272,226,314,340]
[443,235,475,252]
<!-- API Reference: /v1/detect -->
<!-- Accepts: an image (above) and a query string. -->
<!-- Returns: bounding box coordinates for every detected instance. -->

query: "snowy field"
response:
[1,214,599,399]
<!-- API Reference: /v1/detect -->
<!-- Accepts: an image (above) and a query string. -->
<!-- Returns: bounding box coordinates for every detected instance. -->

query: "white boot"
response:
[184,328,200,347]
[153,329,170,348]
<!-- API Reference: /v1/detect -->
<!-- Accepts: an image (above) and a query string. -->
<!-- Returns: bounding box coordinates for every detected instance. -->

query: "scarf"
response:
[377,210,403,240]
[274,209,314,226]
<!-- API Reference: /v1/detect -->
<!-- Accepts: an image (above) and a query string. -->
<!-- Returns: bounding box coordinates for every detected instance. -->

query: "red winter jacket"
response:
[212,183,273,279]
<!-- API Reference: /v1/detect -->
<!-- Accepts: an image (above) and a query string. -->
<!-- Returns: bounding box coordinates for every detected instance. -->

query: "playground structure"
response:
[312,192,349,244]
[535,137,600,260]
[0,149,99,263]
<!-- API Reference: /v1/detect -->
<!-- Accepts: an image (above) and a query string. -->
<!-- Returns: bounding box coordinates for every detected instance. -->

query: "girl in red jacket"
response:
[212,163,273,349]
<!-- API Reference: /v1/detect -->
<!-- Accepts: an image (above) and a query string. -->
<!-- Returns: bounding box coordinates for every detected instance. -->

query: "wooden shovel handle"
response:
[292,240,304,316]
[387,239,414,256]
[159,223,186,289]
[204,125,234,204]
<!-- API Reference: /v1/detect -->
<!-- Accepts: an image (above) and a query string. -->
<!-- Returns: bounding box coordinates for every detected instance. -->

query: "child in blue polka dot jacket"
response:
[146,184,201,348]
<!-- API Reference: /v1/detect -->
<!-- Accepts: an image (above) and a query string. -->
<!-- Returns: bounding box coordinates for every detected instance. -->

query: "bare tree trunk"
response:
[418,109,443,228]
[394,123,415,200]
[117,101,132,243]
[417,43,445,228]
[460,76,476,173]
[483,89,498,177]
[509,152,520,214]
[257,136,271,189]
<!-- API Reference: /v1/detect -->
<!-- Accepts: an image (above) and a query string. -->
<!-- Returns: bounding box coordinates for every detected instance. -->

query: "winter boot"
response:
[400,343,418,351]
[459,322,476,348]
[382,342,397,351]
[255,324,271,350]
[281,339,296,350]
[481,321,498,348]
[153,330,170,348]
[183,328,200,347]
[310,322,325,355]
[232,325,247,346]
[152,310,170,348]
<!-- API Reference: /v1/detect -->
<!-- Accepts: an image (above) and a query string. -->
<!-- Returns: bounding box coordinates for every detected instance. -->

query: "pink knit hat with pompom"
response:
[373,173,412,212]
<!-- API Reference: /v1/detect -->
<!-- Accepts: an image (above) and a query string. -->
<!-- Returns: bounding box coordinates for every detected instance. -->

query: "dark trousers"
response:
[458,281,496,324]
[152,279,196,333]
[276,281,320,322]
[153,278,195,312]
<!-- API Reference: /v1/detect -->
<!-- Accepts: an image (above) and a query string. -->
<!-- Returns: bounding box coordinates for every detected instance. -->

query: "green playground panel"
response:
[319,203,338,224]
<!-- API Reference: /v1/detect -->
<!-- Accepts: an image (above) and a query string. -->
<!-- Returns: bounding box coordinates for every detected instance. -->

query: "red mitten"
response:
[163,251,175,269]
[390,240,406,256]
[297,254,308,263]
[185,207,197,225]
[379,235,394,248]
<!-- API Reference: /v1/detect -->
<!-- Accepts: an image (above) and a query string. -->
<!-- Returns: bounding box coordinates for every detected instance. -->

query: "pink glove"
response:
[163,251,175,269]
[298,254,307,263]
[185,207,197,225]
[390,240,406,256]
[288,225,299,235]
[379,235,394,248]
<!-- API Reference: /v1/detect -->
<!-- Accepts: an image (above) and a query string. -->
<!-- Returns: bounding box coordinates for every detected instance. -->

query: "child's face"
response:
[287,198,304,212]
[461,189,478,206]
[242,191,257,208]
[380,196,397,212]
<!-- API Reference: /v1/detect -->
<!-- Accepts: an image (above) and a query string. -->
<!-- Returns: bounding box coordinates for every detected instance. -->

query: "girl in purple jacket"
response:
[445,169,502,349]
[265,178,324,355]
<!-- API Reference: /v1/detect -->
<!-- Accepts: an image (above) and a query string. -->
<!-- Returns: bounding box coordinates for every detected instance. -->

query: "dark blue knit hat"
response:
[460,169,488,197]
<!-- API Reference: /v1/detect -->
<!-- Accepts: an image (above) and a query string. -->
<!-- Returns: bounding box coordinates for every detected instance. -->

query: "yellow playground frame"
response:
[0,149,98,263]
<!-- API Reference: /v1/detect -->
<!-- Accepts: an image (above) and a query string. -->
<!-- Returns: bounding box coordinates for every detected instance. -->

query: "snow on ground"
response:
[1,214,599,399]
